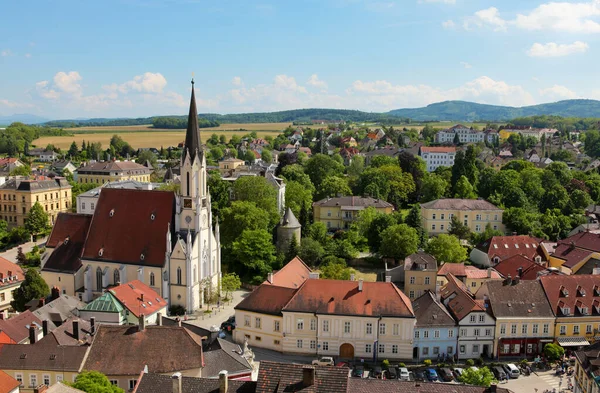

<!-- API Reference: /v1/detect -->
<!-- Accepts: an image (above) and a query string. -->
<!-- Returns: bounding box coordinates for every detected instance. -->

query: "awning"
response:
[557,337,590,347]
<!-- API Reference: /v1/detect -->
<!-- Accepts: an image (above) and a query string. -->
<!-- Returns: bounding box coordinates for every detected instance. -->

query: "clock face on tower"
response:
[183,198,192,208]
[185,215,192,224]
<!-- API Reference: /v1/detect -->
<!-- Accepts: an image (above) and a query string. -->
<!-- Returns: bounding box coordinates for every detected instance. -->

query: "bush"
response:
[544,343,565,361]
[476,357,484,366]
[398,362,406,367]
[169,305,186,316]
[519,359,528,366]
[382,359,390,369]
[438,362,447,368]
[466,359,475,367]
[424,359,432,366]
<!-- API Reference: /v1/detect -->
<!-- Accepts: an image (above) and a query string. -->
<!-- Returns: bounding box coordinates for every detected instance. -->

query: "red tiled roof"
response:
[0,370,20,393]
[235,285,298,316]
[464,266,502,279]
[284,279,414,318]
[552,232,600,268]
[0,310,42,343]
[438,263,467,278]
[476,235,545,261]
[82,188,175,267]
[44,213,92,273]
[494,255,546,280]
[0,257,24,289]
[540,275,600,317]
[109,280,167,318]
[552,245,594,268]
[0,331,15,345]
[440,274,485,321]
[257,361,349,393]
[420,146,456,153]
[263,256,311,289]
[0,158,19,166]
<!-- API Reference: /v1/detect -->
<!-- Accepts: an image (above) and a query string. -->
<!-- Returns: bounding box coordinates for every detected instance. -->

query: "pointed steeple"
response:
[183,78,202,163]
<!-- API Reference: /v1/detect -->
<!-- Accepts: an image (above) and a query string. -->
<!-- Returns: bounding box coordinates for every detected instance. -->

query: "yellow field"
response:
[35,130,283,150]
[73,122,292,132]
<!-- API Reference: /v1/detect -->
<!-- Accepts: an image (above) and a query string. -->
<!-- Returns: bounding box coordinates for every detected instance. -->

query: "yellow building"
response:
[0,258,25,313]
[421,198,504,236]
[218,157,245,175]
[403,252,437,300]
[313,196,394,231]
[75,160,151,184]
[0,343,88,392]
[540,275,600,348]
[548,232,600,274]
[574,342,600,393]
[0,177,72,227]
[437,263,502,294]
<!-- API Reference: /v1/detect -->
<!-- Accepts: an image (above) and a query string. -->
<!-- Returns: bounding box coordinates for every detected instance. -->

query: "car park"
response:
[386,367,397,379]
[220,316,236,331]
[453,368,464,379]
[352,366,364,378]
[492,366,508,380]
[398,367,410,381]
[414,370,426,382]
[503,363,520,379]
[312,357,334,366]
[372,366,383,379]
[439,368,454,382]
[426,368,439,382]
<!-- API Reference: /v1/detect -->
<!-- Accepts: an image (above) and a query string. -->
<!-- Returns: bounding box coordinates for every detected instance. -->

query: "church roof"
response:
[182,80,203,163]
[280,207,301,228]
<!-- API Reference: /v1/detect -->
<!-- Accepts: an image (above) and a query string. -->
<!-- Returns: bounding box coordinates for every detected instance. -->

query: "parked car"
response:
[453,368,464,379]
[372,366,383,379]
[439,368,454,382]
[387,367,397,379]
[312,357,334,366]
[414,370,426,382]
[352,366,364,378]
[492,366,507,380]
[220,316,236,331]
[398,367,410,381]
[336,362,349,368]
[426,368,439,382]
[503,363,520,379]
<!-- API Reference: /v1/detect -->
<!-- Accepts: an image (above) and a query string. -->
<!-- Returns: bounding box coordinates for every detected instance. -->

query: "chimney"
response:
[34,385,49,393]
[385,276,392,283]
[29,325,37,344]
[219,370,228,393]
[51,287,60,300]
[593,263,600,276]
[302,366,315,387]
[358,279,364,292]
[157,313,163,326]
[488,384,497,393]
[487,268,492,278]
[42,320,48,337]
[73,320,80,341]
[517,267,523,278]
[350,274,355,281]
[503,274,511,286]
[90,317,96,335]
[139,314,146,331]
[171,372,182,393]
[513,276,520,285]
[38,298,45,307]
[267,272,274,284]
[309,272,320,279]
[140,293,144,302]
[176,317,182,327]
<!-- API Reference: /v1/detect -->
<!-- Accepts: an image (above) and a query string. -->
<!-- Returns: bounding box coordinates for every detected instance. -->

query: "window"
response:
[393,324,399,336]
[415,330,420,338]
[472,281,477,288]
[423,330,429,338]
[176,267,182,285]
[474,328,480,336]
[434,330,440,338]
[30,374,37,388]
[448,330,454,338]
[113,268,120,285]
[422,347,429,355]
[409,290,415,299]
[297,339,303,349]
[22,207,25,214]
[379,323,386,335]
[425,277,430,285]
[255,317,261,329]
[494,214,498,221]
[15,373,22,385]
[327,210,331,217]
[473,344,479,354]
[522,324,528,335]
[110,380,118,386]
[150,273,155,287]
[460,328,467,336]
[344,321,351,333]
[91,203,95,210]
[297,319,304,330]
[587,324,593,334]
[433,346,439,355]
[511,324,517,335]
[96,267,103,291]
[432,214,436,220]
[392,345,398,354]
[129,380,137,390]
[574,325,580,335]
[43,375,50,385]
[543,324,549,334]
[322,320,329,332]
[56,375,63,383]
[366,323,373,335]
[440,224,444,231]
[310,319,316,331]
[0,293,4,302]
[310,340,316,350]
[560,325,566,335]
[409,276,415,284]
[475,224,481,232]
[441,214,445,219]
[274,321,280,332]
[533,324,539,334]
[485,328,492,336]
[82,202,86,210]
[470,315,476,323]
[322,342,329,351]
[476,214,481,221]
[431,224,436,231]
[244,316,250,327]
[378,343,385,353]
[365,344,372,353]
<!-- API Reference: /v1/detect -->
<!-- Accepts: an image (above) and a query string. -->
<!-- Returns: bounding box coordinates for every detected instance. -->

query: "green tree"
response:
[347,155,365,177]
[366,213,398,252]
[379,224,418,260]
[285,235,300,262]
[136,150,158,168]
[318,176,351,200]
[232,176,279,225]
[261,150,272,163]
[209,146,224,161]
[70,371,125,393]
[9,165,32,177]
[221,201,271,246]
[454,175,477,199]
[280,164,315,193]
[11,268,50,312]
[543,343,565,361]
[448,216,471,240]
[458,367,497,387]
[472,223,503,245]
[426,234,467,263]
[405,204,428,248]
[16,246,26,265]
[304,154,344,191]
[24,202,49,236]
[68,141,79,158]
[421,173,448,202]
[319,257,355,280]
[285,180,313,227]
[232,229,277,282]
[297,237,325,266]
[307,222,328,245]
[221,273,241,300]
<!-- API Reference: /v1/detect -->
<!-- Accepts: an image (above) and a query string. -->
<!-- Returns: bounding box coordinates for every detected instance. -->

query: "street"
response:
[183,289,250,330]
[504,369,573,393]
[1,237,48,263]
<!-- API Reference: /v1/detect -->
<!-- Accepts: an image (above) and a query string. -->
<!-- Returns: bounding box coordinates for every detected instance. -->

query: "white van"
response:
[504,363,520,379]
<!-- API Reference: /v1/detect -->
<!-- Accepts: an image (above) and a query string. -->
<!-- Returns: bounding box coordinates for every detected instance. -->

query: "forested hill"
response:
[387,99,600,121]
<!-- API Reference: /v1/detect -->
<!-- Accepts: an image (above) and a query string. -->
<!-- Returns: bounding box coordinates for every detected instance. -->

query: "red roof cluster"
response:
[539,275,600,317]
[476,235,545,262]
[109,280,167,318]
[493,255,546,280]
[0,257,24,288]
[439,274,486,321]
[420,146,456,153]
[263,256,311,289]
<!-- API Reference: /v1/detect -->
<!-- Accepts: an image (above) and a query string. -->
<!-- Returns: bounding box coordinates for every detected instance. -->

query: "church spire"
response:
[183,78,202,162]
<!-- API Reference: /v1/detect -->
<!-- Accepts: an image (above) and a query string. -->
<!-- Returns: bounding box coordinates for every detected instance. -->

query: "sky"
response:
[1,0,600,119]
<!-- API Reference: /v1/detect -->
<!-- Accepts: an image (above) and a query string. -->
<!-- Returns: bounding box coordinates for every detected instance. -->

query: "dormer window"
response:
[594,286,600,297]
[525,244,530,248]
[98,248,104,257]
[109,209,115,217]
[150,213,155,221]
[64,236,70,245]
[535,256,542,263]
[515,244,519,249]
[560,286,569,297]
[581,307,589,315]
[562,307,570,316]
[140,253,145,261]
[577,286,586,297]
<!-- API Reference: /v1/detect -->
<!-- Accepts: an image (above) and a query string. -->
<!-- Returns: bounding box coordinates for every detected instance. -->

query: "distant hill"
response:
[0,114,50,125]
[387,99,600,121]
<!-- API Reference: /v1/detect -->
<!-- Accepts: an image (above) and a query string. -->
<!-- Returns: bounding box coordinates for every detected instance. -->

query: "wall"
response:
[313,205,394,231]
[456,311,496,359]
[0,281,21,312]
[413,326,458,360]
[40,270,79,298]
[422,207,504,236]
[5,370,79,393]
[404,270,436,300]
[77,173,150,184]
[233,310,284,352]
[0,187,71,228]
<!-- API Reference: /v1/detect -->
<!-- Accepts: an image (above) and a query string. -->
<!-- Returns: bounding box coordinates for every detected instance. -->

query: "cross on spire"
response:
[182,78,202,163]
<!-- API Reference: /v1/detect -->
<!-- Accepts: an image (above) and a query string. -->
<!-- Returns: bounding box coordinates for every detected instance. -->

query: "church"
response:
[41,80,221,313]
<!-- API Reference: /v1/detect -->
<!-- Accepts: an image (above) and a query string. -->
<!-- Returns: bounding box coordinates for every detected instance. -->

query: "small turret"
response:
[276,208,302,252]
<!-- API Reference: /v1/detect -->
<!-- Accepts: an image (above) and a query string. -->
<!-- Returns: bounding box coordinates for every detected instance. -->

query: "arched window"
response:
[96,267,103,291]
[150,272,155,287]
[186,173,190,196]
[113,269,120,285]
[177,267,182,285]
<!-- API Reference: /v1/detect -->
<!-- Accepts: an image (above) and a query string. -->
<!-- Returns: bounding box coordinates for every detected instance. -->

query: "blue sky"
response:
[1,0,600,119]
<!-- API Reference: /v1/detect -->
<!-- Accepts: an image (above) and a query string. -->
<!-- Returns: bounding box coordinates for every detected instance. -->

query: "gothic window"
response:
[150,273,155,287]
[96,267,103,291]
[177,267,182,285]
[186,173,190,196]
[113,269,120,285]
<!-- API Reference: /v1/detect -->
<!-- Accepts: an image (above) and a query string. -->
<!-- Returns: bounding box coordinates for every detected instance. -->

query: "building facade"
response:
[313,196,394,231]
[470,235,545,267]
[412,291,458,361]
[76,180,161,214]
[419,146,456,172]
[435,125,498,145]
[75,161,152,184]
[403,252,437,300]
[0,177,72,227]
[574,341,600,393]
[0,258,24,313]
[421,198,504,236]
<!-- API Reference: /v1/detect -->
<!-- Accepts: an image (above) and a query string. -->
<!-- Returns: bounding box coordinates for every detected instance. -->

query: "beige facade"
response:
[0,178,71,228]
[405,270,436,300]
[40,270,79,298]
[421,199,504,236]
[313,196,394,231]
[234,310,284,352]
[75,161,151,184]
[0,281,21,312]
[5,369,79,392]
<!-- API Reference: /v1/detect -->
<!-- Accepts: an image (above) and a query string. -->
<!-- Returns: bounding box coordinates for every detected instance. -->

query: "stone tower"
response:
[276,208,301,251]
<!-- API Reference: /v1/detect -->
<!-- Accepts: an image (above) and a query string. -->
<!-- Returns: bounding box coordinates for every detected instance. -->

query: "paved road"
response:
[184,289,250,330]
[504,369,573,393]
[1,237,48,263]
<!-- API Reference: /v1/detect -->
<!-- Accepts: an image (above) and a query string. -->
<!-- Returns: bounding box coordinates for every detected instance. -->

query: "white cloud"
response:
[273,75,307,93]
[527,41,589,57]
[539,85,579,100]
[0,99,34,110]
[515,1,600,33]
[419,0,456,4]
[53,71,83,95]
[307,74,328,91]
[106,72,167,94]
[442,19,456,28]
[232,76,242,86]
[460,61,472,69]
[464,7,507,31]
[35,81,61,100]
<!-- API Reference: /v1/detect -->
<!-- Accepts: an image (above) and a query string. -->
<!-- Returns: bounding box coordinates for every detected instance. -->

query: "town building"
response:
[412,291,458,361]
[419,146,456,172]
[0,158,24,175]
[539,275,600,349]
[574,341,600,393]
[36,317,93,346]
[234,277,416,360]
[74,160,152,184]
[0,177,72,227]
[403,252,437,300]
[492,255,547,280]
[0,257,24,314]
[500,127,558,140]
[470,235,546,267]
[0,311,43,344]
[40,80,222,313]
[0,370,19,393]
[218,157,245,175]
[262,256,311,289]
[476,279,555,358]
[363,147,402,166]
[439,274,495,359]
[75,180,161,214]
[435,124,498,145]
[134,371,255,393]
[275,208,301,252]
[548,232,600,274]
[30,295,84,332]
[50,161,77,176]
[28,148,58,162]
[437,263,502,294]
[421,198,504,236]
[313,196,394,231]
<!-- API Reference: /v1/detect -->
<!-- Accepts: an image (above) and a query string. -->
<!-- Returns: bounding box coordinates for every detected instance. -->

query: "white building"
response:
[435,125,498,145]
[76,180,162,214]
[419,146,456,172]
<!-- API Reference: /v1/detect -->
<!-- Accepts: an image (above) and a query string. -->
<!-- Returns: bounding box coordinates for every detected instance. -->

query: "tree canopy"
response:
[11,268,50,312]
[425,234,467,263]
[70,371,125,393]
